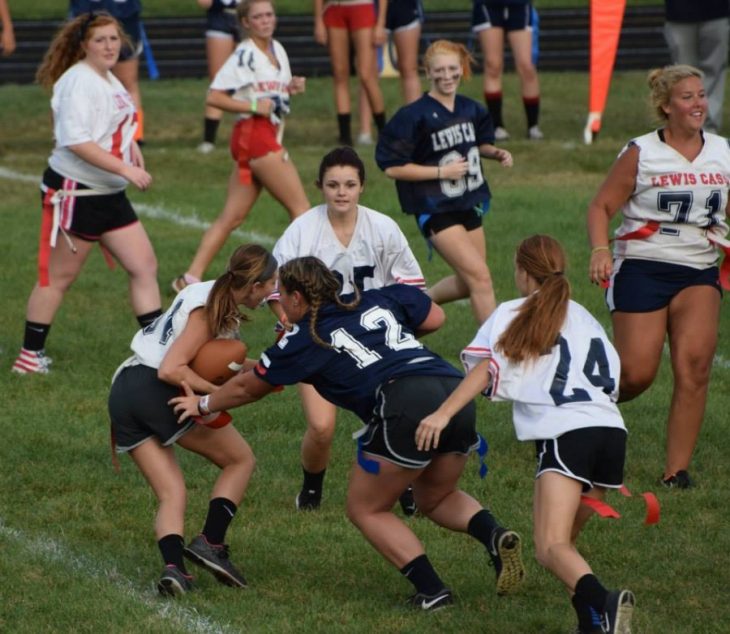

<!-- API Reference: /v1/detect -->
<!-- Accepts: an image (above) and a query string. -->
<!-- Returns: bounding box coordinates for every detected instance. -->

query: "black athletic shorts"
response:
[386,0,423,32]
[419,208,483,238]
[359,375,479,469]
[42,167,138,241]
[535,427,627,492]
[109,364,196,453]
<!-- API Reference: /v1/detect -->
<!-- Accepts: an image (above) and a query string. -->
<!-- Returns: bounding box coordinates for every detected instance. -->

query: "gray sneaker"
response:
[184,535,247,588]
[157,565,194,597]
[488,528,526,596]
[601,589,635,634]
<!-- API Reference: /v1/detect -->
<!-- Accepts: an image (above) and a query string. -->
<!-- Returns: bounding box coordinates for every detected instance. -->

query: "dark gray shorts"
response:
[108,364,196,453]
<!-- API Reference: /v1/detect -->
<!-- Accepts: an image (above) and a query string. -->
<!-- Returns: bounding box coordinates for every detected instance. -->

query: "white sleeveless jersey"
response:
[210,38,292,120]
[271,204,425,297]
[48,61,137,191]
[615,130,730,268]
[130,282,219,369]
[461,298,625,441]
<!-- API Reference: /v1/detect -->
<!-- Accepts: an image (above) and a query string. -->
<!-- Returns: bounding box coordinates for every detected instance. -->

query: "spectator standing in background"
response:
[472,0,542,141]
[0,0,15,56]
[197,0,242,154]
[69,0,147,144]
[663,0,729,133]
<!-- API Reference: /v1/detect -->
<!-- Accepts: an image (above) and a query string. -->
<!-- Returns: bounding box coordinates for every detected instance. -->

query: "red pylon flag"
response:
[584,0,626,144]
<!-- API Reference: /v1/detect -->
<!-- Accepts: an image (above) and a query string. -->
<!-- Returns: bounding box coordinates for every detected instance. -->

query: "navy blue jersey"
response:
[254,285,462,422]
[376,94,495,216]
[70,0,141,19]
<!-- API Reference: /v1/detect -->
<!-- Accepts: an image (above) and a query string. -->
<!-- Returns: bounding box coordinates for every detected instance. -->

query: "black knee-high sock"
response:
[22,321,51,351]
[400,554,445,595]
[523,95,540,128]
[136,309,162,329]
[337,113,352,145]
[373,111,386,133]
[301,467,326,494]
[572,593,603,632]
[467,508,500,550]
[202,497,238,545]
[204,117,220,144]
[485,91,504,128]
[158,534,187,572]
[574,573,610,613]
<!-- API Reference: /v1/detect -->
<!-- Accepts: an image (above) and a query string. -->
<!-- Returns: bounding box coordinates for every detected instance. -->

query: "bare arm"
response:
[0,0,15,57]
[586,145,639,284]
[414,302,445,337]
[68,141,152,190]
[170,368,276,422]
[313,0,326,45]
[206,88,274,117]
[479,143,513,167]
[373,0,387,46]
[197,0,213,9]
[157,308,219,394]
[415,358,491,451]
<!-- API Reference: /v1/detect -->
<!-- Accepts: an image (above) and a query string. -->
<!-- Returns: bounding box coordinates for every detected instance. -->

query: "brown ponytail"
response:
[496,235,571,362]
[206,244,277,336]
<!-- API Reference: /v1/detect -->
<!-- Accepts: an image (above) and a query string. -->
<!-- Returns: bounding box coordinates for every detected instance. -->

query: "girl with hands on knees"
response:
[171,256,525,610]
[109,244,277,597]
[419,235,636,634]
[376,39,512,324]
[12,12,160,375]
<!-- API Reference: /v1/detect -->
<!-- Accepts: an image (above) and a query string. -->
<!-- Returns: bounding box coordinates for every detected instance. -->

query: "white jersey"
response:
[129,281,228,369]
[271,204,425,298]
[615,129,730,268]
[48,61,137,191]
[210,38,292,121]
[461,298,625,441]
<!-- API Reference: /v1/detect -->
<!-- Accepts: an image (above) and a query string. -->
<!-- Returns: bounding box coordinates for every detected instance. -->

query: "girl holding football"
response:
[173,0,309,292]
[587,65,730,488]
[12,12,161,375]
[172,255,525,609]
[376,39,512,325]
[109,244,277,596]
[268,146,425,512]
[418,235,635,634]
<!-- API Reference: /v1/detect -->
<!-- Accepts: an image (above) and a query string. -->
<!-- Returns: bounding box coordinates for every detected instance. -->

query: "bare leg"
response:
[249,149,310,220]
[665,285,720,476]
[101,222,160,315]
[352,27,385,114]
[428,225,495,323]
[393,25,422,104]
[299,383,337,474]
[479,28,505,95]
[507,29,540,98]
[186,167,261,280]
[25,238,95,324]
[327,27,352,115]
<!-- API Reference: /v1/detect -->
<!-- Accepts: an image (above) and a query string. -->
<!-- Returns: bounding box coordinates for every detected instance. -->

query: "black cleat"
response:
[601,589,635,634]
[184,535,247,588]
[398,485,418,517]
[157,565,194,597]
[406,587,453,612]
[661,470,693,489]
[295,488,322,511]
[488,528,526,596]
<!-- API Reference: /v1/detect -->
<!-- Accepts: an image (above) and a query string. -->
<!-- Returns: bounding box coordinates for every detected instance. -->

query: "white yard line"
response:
[0,517,232,634]
[0,166,276,246]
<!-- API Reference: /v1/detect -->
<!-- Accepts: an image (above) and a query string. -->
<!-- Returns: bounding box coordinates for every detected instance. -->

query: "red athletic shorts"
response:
[229,116,282,185]
[323,2,376,30]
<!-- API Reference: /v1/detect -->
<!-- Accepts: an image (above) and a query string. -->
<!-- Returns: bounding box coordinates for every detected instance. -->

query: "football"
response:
[191,338,248,385]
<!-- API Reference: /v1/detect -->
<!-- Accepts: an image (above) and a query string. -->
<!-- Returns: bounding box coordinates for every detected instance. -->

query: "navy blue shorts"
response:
[109,364,196,453]
[118,15,143,61]
[535,427,627,492]
[472,0,533,32]
[418,208,483,238]
[206,8,242,40]
[386,0,424,32]
[42,168,138,242]
[359,375,479,469]
[607,258,721,313]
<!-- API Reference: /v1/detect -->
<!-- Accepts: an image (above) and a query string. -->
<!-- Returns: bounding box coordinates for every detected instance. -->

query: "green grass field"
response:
[1,68,729,633]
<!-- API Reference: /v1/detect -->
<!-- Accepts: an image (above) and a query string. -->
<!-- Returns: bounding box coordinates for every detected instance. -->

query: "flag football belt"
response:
[39,186,117,287]
[614,220,730,290]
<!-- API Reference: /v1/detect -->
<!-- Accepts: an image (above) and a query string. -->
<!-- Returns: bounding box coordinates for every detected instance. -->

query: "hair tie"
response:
[77,11,96,45]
